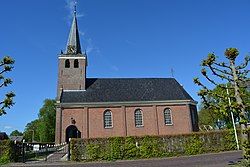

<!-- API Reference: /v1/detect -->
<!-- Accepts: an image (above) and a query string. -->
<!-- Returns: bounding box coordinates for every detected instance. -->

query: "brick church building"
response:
[55,8,198,144]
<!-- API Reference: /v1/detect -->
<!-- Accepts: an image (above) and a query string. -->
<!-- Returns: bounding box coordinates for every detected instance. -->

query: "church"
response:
[55,8,199,144]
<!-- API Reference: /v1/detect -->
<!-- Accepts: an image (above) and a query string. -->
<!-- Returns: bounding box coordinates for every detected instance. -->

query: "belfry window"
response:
[74,59,79,68]
[164,108,173,125]
[65,59,70,68]
[135,109,143,127]
[104,110,113,128]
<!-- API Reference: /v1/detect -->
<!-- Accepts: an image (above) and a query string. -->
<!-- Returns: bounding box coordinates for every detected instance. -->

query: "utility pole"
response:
[226,84,240,150]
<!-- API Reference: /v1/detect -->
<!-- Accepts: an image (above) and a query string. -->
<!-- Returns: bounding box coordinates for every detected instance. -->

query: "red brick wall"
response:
[88,107,125,138]
[56,103,195,143]
[126,106,158,136]
[61,108,84,143]
[157,105,192,135]
[57,57,86,98]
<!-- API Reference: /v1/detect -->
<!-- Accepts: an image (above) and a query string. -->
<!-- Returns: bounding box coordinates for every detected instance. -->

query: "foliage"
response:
[23,99,56,142]
[37,99,56,142]
[123,137,139,159]
[0,140,15,164]
[86,144,101,161]
[198,108,220,128]
[184,135,204,155]
[232,159,250,167]
[10,130,23,136]
[193,48,249,155]
[70,130,237,162]
[194,48,249,119]
[107,137,124,160]
[198,84,250,129]
[140,136,160,158]
[23,119,40,142]
[0,56,15,116]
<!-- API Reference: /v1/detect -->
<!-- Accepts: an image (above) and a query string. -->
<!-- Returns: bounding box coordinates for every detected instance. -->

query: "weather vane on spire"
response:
[74,1,77,16]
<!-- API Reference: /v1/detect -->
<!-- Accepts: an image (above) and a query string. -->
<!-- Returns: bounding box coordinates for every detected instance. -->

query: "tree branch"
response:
[214,62,231,69]
[208,65,234,82]
[236,55,250,70]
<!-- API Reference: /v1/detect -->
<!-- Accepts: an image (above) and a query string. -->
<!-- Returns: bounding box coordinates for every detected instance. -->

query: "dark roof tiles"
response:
[61,78,194,103]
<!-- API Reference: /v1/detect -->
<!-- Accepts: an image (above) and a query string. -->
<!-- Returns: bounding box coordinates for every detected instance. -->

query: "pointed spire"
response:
[66,3,82,55]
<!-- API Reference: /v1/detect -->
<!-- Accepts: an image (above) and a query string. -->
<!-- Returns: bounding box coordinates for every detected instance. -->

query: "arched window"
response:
[74,59,79,68]
[65,59,70,68]
[164,108,172,125]
[104,110,112,128]
[135,109,143,127]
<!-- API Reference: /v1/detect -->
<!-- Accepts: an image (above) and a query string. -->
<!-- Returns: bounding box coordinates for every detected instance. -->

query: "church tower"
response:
[57,6,87,99]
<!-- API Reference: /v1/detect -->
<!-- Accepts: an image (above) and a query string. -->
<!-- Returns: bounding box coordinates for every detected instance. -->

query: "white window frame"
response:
[135,109,144,127]
[164,108,173,125]
[104,110,113,129]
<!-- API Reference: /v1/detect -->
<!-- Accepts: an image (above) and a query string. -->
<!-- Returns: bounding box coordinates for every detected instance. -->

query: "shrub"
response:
[0,140,15,164]
[184,135,204,155]
[107,137,124,160]
[86,144,100,161]
[70,130,237,162]
[140,136,161,158]
[123,137,139,159]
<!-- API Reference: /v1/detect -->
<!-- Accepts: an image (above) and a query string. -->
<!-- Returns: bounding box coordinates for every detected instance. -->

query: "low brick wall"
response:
[70,130,238,161]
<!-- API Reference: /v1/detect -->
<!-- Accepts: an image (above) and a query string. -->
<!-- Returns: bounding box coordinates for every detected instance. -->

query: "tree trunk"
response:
[230,60,248,149]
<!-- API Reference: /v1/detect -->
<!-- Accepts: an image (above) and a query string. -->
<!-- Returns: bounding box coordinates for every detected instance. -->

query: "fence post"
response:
[67,138,71,161]
[22,139,25,163]
[45,144,48,161]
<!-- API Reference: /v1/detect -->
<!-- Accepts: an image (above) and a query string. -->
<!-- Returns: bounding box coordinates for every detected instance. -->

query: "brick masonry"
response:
[55,103,198,144]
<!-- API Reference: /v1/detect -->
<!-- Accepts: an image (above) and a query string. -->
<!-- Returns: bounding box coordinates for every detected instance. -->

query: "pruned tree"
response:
[194,48,249,143]
[0,56,15,116]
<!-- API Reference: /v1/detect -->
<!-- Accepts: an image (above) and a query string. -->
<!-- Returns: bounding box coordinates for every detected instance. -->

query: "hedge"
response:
[70,129,238,161]
[0,140,16,164]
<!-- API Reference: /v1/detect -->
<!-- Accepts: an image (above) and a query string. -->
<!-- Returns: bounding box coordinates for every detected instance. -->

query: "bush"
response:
[140,136,161,158]
[70,130,237,162]
[0,140,15,164]
[107,137,124,160]
[184,135,204,155]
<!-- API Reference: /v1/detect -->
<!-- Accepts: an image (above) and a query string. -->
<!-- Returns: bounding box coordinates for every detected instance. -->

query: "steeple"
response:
[57,2,87,98]
[66,4,82,55]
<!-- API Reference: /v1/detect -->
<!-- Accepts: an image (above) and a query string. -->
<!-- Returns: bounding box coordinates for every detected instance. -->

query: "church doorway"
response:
[65,125,81,143]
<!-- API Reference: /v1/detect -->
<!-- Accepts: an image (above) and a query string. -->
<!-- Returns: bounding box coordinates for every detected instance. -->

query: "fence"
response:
[0,140,68,163]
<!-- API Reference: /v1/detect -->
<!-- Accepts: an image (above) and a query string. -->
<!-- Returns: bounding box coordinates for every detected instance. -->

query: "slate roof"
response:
[60,78,194,103]
[9,136,23,142]
[65,7,82,55]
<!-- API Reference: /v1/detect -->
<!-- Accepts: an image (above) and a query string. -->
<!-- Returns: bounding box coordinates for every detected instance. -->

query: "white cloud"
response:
[65,0,84,23]
[111,65,119,72]
[4,126,13,129]
[125,39,136,46]
[79,30,85,36]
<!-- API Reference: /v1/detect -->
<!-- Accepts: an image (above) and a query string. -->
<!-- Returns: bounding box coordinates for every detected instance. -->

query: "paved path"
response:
[6,151,242,167]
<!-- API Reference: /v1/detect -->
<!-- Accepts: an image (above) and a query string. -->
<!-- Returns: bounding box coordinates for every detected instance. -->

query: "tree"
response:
[0,56,15,116]
[194,48,249,144]
[37,99,56,142]
[23,119,40,142]
[198,108,220,129]
[199,83,250,129]
[10,130,23,136]
[23,99,56,142]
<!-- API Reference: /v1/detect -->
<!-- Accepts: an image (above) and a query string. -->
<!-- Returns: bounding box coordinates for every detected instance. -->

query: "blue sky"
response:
[0,0,250,134]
